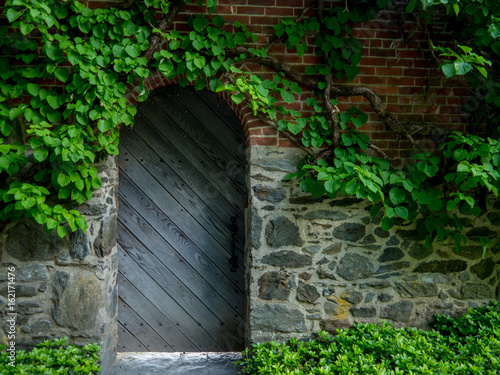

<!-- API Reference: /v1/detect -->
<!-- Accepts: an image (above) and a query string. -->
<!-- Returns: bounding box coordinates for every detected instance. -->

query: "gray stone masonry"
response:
[0,155,118,373]
[247,146,500,344]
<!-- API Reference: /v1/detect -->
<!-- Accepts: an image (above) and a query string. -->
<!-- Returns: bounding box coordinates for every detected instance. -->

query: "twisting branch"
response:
[143,0,187,61]
[368,143,390,160]
[222,73,316,157]
[323,74,340,147]
[231,46,450,144]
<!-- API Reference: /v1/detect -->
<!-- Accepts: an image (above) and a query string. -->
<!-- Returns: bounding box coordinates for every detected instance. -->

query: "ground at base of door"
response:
[108,352,243,375]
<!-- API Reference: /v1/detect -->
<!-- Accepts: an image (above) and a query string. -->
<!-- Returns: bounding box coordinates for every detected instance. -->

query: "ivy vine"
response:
[1,0,499,253]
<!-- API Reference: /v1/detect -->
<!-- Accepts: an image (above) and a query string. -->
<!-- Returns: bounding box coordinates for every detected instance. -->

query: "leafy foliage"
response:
[1,0,499,250]
[0,337,100,374]
[237,301,500,375]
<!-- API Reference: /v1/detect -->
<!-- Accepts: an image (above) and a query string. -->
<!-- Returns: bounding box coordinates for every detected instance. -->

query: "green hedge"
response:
[0,337,100,374]
[238,301,500,374]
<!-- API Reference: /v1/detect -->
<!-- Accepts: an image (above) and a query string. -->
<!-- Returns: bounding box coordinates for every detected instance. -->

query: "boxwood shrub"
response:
[0,337,100,374]
[238,301,500,374]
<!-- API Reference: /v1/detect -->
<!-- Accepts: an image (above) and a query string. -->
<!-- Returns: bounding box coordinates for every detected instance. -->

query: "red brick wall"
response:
[63,1,471,161]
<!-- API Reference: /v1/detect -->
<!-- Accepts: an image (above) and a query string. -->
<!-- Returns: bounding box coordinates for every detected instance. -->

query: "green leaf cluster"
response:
[237,301,500,375]
[0,337,100,374]
[1,0,165,236]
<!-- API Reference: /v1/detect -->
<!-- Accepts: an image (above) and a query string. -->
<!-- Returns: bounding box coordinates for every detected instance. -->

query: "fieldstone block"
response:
[78,203,107,216]
[395,282,438,297]
[6,220,65,261]
[471,258,495,280]
[252,185,287,203]
[18,264,48,282]
[380,301,413,322]
[396,229,425,241]
[375,262,410,275]
[374,227,390,238]
[304,245,321,254]
[261,250,312,268]
[350,307,376,318]
[408,243,433,260]
[413,260,467,274]
[70,229,90,260]
[341,289,363,305]
[299,272,312,281]
[108,285,118,318]
[332,223,366,242]
[95,213,118,257]
[360,281,391,289]
[460,283,492,299]
[258,271,294,301]
[251,305,306,333]
[289,196,325,204]
[320,318,353,332]
[386,236,400,246]
[378,247,404,262]
[324,300,348,316]
[466,227,496,238]
[322,243,342,254]
[337,254,374,280]
[1,284,38,297]
[251,208,263,249]
[301,210,348,221]
[361,234,376,245]
[329,198,363,207]
[52,270,105,331]
[377,293,393,302]
[265,217,303,248]
[317,265,337,280]
[457,246,483,260]
[297,283,320,304]
[21,320,51,333]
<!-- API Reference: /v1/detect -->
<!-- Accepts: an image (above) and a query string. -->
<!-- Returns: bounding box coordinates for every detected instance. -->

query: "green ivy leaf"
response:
[57,225,68,238]
[6,8,21,22]
[54,68,70,83]
[389,187,405,205]
[33,148,49,162]
[381,217,394,231]
[47,96,60,110]
[395,206,409,219]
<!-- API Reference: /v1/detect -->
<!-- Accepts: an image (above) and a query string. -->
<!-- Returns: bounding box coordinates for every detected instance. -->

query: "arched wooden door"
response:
[116,85,246,352]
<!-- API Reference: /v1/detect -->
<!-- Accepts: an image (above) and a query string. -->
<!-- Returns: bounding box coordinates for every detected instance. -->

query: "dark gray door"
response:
[117,85,246,352]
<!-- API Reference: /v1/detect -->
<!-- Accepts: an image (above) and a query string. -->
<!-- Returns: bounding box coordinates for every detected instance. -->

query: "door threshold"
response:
[107,352,243,375]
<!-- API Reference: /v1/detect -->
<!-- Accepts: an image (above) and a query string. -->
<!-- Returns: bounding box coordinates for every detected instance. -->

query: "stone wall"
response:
[0,155,119,372]
[246,146,500,344]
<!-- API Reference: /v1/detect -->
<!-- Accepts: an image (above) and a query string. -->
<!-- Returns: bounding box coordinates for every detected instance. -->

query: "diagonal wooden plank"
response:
[118,176,244,293]
[117,322,147,352]
[167,85,245,150]
[120,122,244,226]
[118,244,226,351]
[117,205,245,337]
[149,88,246,174]
[118,153,245,270]
[136,100,246,202]
[118,298,175,352]
[117,272,198,351]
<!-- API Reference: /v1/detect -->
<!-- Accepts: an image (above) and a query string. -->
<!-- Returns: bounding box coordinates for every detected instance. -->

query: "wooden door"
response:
[116,85,246,352]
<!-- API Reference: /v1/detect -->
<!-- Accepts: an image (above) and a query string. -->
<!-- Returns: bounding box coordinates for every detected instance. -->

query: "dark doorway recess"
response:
[117,85,246,352]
